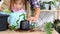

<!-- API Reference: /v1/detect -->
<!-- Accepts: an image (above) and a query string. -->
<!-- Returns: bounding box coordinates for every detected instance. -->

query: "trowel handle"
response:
[29,21,32,25]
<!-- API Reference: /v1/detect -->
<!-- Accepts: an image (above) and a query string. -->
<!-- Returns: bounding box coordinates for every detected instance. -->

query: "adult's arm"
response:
[28,0,40,22]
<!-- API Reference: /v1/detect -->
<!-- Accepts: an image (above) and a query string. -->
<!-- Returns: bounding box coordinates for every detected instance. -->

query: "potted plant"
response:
[53,19,60,34]
[39,1,45,10]
[45,22,53,34]
[43,1,56,10]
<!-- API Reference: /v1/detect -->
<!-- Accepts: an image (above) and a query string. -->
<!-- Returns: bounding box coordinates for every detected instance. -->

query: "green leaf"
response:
[53,0,56,7]
[10,25,17,30]
[45,22,53,34]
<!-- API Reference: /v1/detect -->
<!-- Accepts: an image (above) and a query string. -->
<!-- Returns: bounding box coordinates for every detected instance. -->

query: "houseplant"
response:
[45,22,53,34]
[53,19,60,34]
[43,1,56,10]
[39,1,45,10]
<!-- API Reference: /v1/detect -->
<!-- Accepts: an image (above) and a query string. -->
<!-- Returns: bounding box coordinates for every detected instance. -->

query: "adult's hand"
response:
[27,7,40,22]
[27,16,38,22]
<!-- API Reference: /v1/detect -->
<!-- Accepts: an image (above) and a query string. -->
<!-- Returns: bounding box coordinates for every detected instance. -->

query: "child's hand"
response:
[27,16,38,22]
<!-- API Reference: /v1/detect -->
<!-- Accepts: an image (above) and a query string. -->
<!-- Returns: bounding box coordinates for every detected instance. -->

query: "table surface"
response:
[0,29,58,34]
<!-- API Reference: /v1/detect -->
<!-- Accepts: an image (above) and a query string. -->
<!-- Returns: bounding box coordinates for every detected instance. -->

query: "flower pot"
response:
[45,4,49,10]
[20,20,30,31]
[0,14,9,31]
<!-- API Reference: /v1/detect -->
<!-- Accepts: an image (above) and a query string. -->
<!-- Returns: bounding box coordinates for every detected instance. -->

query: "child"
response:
[8,0,27,30]
[10,0,25,12]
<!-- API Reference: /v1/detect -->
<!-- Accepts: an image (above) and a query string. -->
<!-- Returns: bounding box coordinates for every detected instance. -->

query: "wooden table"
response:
[0,29,58,34]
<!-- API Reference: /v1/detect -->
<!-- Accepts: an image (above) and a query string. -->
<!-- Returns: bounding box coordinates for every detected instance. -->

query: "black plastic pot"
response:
[0,0,1,1]
[0,14,9,31]
[20,20,30,31]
